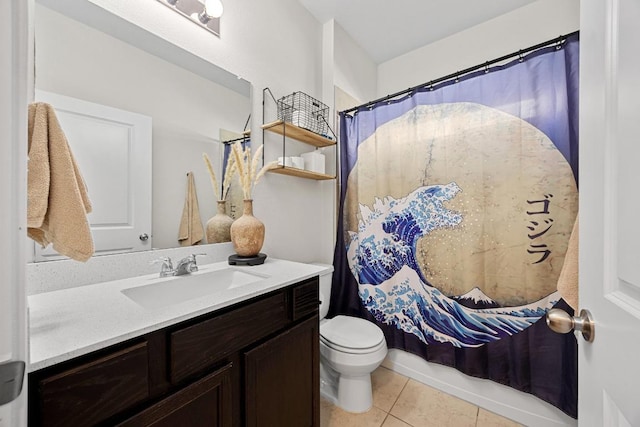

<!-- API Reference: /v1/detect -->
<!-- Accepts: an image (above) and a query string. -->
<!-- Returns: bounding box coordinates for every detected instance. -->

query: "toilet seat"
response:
[320,315,385,354]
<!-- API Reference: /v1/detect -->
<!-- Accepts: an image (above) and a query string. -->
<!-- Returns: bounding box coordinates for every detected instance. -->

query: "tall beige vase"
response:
[206,200,234,243]
[230,199,265,256]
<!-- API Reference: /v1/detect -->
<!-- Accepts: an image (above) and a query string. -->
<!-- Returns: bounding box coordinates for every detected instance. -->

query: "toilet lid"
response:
[320,315,385,350]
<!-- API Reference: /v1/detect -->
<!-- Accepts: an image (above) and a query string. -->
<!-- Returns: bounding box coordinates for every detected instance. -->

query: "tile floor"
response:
[320,366,523,427]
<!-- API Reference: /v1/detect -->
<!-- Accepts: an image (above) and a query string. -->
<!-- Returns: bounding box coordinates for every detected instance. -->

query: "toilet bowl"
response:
[313,263,388,413]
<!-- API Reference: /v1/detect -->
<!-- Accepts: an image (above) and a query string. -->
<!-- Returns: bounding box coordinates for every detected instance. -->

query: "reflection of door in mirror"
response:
[33,90,152,262]
[33,2,252,260]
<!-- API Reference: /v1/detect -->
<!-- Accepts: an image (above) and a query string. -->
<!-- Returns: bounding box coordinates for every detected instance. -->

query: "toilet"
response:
[315,264,388,413]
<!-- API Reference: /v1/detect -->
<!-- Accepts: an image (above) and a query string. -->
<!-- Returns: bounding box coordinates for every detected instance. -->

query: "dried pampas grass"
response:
[231,142,277,200]
[202,153,220,200]
[203,151,238,201]
[221,154,236,200]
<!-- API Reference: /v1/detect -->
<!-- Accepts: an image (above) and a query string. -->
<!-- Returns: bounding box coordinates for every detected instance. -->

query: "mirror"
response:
[32,1,251,261]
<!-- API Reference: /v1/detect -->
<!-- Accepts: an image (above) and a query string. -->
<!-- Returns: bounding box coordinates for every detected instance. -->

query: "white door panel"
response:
[33,90,152,260]
[1,0,30,425]
[580,0,640,424]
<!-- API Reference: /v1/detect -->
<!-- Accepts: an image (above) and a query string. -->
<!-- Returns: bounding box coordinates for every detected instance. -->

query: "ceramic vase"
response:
[206,200,234,244]
[230,199,265,256]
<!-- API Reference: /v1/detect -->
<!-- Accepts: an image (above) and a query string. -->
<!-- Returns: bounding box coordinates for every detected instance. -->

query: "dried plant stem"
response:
[221,154,236,200]
[231,142,250,199]
[250,144,264,184]
[202,153,220,200]
[231,142,272,200]
[255,160,278,185]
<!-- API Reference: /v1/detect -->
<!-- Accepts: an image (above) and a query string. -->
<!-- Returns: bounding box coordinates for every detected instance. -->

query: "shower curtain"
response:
[330,34,579,417]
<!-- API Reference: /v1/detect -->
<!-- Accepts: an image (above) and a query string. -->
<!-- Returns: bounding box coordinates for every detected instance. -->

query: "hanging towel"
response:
[557,215,579,311]
[27,102,94,262]
[178,172,205,246]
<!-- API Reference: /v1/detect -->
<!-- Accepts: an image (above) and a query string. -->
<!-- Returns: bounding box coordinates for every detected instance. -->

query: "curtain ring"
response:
[454,72,460,83]
[518,50,524,62]
[484,61,490,74]
[556,37,563,50]
[428,81,434,91]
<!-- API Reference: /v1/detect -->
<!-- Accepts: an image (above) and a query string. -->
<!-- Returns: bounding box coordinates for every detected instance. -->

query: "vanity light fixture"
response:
[199,0,224,23]
[156,0,221,37]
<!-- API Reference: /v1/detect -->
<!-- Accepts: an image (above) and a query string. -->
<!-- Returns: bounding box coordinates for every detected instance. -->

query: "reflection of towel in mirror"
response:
[557,215,579,311]
[178,172,204,246]
[27,102,94,262]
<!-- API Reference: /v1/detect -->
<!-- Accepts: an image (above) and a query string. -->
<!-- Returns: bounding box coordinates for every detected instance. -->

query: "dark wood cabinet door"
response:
[117,363,233,427]
[244,315,319,427]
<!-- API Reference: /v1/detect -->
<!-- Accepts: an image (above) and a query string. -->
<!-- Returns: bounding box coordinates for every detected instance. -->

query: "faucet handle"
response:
[150,257,174,276]
[187,253,207,272]
[150,256,173,267]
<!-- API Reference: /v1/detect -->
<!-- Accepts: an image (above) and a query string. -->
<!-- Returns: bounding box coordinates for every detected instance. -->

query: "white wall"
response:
[377,0,580,97]
[334,1,580,425]
[34,5,250,250]
[333,22,377,108]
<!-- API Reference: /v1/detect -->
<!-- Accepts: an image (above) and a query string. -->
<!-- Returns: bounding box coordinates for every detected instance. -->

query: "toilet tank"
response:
[310,263,334,320]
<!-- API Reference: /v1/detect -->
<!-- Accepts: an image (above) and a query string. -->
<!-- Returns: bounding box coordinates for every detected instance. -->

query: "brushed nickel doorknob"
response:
[139,233,149,241]
[546,308,595,342]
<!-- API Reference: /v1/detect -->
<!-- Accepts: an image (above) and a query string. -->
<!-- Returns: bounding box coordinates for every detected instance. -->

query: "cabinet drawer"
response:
[169,292,288,384]
[117,363,233,427]
[36,341,149,427]
[292,277,319,321]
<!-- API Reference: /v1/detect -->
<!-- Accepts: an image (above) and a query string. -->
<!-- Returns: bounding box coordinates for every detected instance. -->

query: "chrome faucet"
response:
[151,254,207,277]
[174,253,206,276]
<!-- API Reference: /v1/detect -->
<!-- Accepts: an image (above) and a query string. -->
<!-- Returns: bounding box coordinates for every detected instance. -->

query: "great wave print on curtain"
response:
[330,34,579,417]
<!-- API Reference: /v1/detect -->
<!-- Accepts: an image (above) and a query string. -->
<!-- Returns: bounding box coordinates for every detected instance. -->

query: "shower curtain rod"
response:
[341,30,579,116]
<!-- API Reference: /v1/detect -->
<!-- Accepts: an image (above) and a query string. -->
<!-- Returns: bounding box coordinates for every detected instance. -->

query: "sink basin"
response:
[121,267,268,309]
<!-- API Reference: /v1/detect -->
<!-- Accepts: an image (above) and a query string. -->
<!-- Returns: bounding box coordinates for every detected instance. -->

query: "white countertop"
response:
[28,258,329,372]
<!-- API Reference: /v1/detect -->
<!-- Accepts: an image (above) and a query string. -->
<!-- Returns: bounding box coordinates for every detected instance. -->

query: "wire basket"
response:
[277,91,329,136]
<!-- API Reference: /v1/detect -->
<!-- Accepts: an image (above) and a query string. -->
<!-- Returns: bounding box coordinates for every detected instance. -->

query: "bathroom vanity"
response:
[27,259,324,426]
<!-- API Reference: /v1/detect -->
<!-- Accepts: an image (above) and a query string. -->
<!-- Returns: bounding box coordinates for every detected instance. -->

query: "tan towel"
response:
[178,172,204,246]
[557,215,579,311]
[27,102,94,262]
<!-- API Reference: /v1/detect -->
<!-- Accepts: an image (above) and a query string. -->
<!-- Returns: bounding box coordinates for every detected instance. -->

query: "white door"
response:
[578,0,640,424]
[0,0,29,426]
[33,91,152,260]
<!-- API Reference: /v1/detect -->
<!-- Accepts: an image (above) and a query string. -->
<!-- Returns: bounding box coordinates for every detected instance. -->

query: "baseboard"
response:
[383,349,577,427]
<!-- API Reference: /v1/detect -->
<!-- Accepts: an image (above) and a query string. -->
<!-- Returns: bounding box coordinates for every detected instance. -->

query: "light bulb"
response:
[204,0,223,18]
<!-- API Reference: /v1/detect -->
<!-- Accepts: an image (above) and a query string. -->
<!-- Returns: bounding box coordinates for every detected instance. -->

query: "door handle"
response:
[546,308,595,342]
[139,233,149,241]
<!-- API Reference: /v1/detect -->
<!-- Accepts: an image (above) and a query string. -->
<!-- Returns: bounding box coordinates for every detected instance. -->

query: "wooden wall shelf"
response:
[267,166,335,181]
[262,120,335,148]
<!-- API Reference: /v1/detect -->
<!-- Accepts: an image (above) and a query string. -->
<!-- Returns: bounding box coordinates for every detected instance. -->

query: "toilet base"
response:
[320,361,375,413]
[337,373,373,413]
